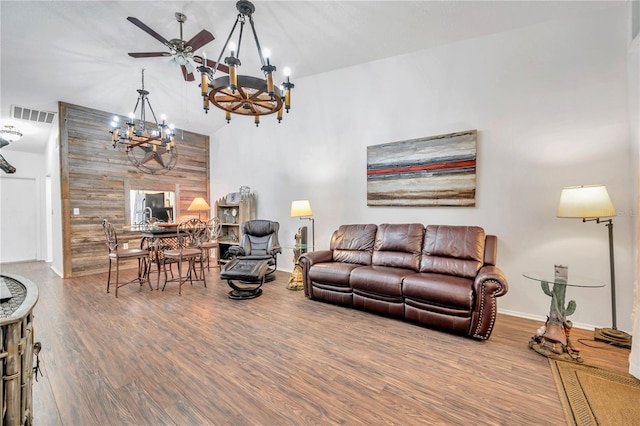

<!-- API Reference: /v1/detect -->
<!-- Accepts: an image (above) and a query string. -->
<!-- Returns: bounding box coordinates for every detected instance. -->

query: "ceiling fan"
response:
[127,12,227,81]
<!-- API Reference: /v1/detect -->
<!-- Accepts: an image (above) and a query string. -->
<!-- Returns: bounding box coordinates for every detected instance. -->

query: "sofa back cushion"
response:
[372,223,424,271]
[331,224,378,265]
[420,225,485,278]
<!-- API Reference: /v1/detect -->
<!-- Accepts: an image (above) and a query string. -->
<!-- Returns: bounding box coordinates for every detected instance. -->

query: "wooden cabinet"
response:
[215,193,256,262]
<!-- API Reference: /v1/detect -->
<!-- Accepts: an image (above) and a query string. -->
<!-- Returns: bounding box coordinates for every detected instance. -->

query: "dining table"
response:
[126,224,182,289]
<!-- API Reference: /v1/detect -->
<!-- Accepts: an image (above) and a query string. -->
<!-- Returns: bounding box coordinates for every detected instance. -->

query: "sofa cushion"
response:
[309,262,363,287]
[420,225,485,278]
[331,224,377,265]
[403,272,474,310]
[350,265,415,297]
[372,223,424,271]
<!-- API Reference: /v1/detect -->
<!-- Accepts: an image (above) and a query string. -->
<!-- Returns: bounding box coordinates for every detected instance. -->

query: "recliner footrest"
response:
[221,258,270,282]
[221,258,270,300]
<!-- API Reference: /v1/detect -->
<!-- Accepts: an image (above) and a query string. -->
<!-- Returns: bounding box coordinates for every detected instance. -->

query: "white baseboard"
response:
[498,308,602,331]
[49,263,63,278]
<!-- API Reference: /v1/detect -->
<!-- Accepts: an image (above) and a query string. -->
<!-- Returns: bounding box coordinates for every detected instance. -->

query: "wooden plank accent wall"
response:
[59,102,210,278]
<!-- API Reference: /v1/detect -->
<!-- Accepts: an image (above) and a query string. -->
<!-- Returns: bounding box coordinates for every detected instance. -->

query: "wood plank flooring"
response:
[0,261,631,425]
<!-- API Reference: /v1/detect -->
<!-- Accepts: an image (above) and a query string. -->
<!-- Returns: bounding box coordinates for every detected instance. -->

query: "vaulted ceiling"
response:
[0,1,623,154]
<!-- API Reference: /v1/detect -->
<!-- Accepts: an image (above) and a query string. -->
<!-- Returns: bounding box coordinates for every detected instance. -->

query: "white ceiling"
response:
[0,1,623,154]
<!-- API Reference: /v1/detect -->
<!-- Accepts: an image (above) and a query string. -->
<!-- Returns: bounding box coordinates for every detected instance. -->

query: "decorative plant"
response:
[541,281,576,322]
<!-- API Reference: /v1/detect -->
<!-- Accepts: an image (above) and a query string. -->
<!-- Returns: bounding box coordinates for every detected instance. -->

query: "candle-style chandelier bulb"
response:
[281,67,294,113]
[226,41,239,92]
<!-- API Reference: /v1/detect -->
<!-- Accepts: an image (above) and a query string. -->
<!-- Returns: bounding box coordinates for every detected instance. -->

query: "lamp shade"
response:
[557,185,616,219]
[290,200,312,217]
[188,197,210,212]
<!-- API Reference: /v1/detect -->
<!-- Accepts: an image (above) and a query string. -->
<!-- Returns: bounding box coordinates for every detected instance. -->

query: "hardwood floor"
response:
[0,261,631,425]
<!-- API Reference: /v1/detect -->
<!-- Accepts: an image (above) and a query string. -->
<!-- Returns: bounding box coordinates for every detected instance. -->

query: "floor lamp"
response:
[556,184,632,348]
[288,200,314,291]
[290,199,314,252]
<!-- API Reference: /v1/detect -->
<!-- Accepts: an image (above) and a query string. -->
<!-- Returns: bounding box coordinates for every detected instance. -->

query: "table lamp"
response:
[188,197,210,220]
[556,184,631,347]
[290,199,314,251]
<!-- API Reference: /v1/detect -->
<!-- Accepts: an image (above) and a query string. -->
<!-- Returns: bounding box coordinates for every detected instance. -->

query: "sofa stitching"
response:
[472,279,499,340]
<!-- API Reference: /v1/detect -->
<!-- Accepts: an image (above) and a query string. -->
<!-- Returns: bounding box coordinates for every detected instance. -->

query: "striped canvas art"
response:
[367,130,477,207]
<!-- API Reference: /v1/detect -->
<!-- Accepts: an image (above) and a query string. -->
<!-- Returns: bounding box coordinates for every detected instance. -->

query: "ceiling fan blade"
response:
[128,52,172,58]
[127,17,172,49]
[193,55,230,74]
[185,30,215,52]
[181,65,195,82]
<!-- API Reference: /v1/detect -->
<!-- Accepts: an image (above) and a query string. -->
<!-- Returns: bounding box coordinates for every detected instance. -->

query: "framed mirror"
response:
[129,190,175,225]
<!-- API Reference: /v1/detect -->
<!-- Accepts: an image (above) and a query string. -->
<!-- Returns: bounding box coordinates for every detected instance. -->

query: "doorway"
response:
[0,177,38,262]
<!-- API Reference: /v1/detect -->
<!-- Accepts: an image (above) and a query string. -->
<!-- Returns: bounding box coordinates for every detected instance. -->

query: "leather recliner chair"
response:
[229,220,282,282]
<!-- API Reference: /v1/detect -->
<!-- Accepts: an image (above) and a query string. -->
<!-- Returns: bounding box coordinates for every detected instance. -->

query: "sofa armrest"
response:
[469,265,509,339]
[300,250,333,266]
[299,250,333,297]
[475,265,509,297]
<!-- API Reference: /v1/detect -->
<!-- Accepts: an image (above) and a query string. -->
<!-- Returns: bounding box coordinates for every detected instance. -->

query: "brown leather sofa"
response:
[299,224,509,340]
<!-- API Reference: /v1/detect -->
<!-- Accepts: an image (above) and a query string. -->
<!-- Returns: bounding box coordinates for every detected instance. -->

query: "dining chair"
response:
[102,219,151,297]
[200,217,221,270]
[139,227,180,290]
[161,219,207,295]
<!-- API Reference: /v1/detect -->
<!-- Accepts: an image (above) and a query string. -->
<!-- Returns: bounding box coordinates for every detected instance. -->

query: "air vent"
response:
[11,105,56,124]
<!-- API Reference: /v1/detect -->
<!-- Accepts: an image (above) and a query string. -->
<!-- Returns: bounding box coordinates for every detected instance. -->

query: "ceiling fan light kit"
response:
[198,0,295,126]
[127,12,216,82]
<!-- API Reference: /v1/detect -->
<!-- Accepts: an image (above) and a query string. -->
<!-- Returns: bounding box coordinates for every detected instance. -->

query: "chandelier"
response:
[0,125,23,143]
[109,69,177,174]
[0,125,20,174]
[198,0,295,126]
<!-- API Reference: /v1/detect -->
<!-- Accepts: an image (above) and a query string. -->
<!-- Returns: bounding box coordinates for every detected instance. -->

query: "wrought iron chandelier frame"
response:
[198,0,294,126]
[109,70,178,174]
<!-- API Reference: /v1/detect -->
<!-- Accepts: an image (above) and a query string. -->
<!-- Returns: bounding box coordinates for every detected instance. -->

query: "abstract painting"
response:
[367,130,477,207]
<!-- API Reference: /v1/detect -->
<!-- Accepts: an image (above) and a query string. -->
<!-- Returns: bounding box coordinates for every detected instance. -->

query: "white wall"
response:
[628,0,640,380]
[45,123,63,277]
[211,6,635,333]
[0,151,46,262]
[0,122,60,276]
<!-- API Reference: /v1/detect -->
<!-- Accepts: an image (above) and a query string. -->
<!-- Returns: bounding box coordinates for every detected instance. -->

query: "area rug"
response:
[550,359,640,425]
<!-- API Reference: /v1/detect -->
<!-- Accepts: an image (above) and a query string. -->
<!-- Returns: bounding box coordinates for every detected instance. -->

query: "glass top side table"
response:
[523,271,604,363]
[523,272,605,288]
